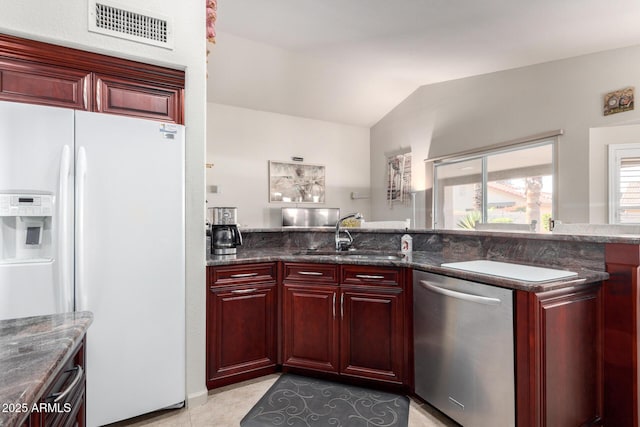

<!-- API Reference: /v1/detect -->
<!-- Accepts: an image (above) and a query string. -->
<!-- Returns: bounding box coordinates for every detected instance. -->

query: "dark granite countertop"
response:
[207,249,608,292]
[0,311,93,427]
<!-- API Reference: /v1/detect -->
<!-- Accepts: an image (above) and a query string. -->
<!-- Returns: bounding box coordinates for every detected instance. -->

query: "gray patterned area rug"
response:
[240,374,409,427]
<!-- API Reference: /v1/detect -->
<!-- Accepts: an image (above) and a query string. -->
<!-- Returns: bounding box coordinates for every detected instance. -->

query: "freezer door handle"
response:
[419,280,502,305]
[57,145,72,312]
[75,147,88,311]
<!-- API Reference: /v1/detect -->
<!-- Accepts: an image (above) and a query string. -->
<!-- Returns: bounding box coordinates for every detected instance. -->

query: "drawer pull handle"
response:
[229,273,259,278]
[298,271,323,276]
[355,274,385,280]
[231,288,257,294]
[49,365,83,403]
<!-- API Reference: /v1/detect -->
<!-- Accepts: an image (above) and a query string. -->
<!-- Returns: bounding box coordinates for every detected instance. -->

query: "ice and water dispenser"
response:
[0,193,54,262]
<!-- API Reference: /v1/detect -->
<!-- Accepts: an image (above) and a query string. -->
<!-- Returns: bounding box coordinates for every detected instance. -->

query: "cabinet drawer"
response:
[209,263,277,286]
[283,263,339,285]
[341,266,401,287]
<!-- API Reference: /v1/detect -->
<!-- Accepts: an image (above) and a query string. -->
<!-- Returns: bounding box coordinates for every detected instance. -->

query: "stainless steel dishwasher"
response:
[413,270,515,427]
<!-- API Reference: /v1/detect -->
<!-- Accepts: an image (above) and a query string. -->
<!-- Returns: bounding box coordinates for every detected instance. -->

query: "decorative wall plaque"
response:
[604,87,634,116]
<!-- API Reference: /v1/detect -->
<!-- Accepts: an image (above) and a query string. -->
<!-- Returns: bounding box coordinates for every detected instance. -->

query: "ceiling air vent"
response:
[88,0,173,49]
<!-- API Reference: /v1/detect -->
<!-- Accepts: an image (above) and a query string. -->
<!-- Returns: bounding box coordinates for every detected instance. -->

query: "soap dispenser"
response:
[401,234,413,254]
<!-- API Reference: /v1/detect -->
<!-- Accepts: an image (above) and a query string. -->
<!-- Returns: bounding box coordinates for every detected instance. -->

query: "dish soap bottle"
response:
[401,234,413,254]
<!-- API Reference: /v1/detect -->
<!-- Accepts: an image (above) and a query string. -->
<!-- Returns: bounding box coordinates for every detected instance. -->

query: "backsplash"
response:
[239,229,607,272]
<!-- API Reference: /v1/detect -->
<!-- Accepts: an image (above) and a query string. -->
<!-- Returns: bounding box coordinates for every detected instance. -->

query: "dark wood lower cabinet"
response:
[28,338,87,427]
[515,284,603,427]
[207,263,409,390]
[282,284,340,373]
[207,260,607,427]
[281,263,407,386]
[206,283,277,389]
[603,243,640,427]
[206,262,410,389]
[340,288,404,384]
[206,263,278,389]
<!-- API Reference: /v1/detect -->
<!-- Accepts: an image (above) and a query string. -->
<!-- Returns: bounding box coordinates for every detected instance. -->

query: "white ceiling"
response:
[206,0,640,127]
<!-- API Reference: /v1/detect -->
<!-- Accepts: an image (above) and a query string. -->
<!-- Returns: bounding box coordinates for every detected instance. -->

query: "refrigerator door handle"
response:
[57,145,72,312]
[76,147,88,311]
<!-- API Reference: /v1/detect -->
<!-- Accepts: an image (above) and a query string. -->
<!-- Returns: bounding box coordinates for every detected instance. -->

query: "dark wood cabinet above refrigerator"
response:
[0,33,184,123]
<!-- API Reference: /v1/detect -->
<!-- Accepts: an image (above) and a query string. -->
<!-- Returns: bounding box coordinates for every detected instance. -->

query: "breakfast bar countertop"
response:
[0,311,93,427]
[206,249,609,293]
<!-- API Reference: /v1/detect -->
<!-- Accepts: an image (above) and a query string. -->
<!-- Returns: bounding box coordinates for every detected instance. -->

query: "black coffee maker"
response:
[211,207,242,255]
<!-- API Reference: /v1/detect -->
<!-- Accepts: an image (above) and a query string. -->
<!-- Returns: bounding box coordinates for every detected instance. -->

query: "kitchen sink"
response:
[301,249,406,260]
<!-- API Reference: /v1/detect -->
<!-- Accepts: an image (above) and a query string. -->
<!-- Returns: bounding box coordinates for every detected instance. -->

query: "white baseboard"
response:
[186,388,208,407]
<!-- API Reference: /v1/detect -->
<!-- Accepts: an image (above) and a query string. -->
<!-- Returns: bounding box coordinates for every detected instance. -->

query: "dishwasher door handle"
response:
[419,280,501,306]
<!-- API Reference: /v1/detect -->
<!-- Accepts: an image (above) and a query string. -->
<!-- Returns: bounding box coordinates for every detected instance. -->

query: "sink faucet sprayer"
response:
[335,213,363,251]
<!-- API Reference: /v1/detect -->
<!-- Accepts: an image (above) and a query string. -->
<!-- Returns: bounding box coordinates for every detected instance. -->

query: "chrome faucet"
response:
[335,212,363,251]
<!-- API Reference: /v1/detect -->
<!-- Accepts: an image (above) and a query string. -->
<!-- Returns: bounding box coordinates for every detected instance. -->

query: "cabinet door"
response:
[603,243,640,427]
[340,289,404,383]
[0,59,90,110]
[282,284,340,373]
[207,284,277,388]
[516,285,603,427]
[95,74,183,123]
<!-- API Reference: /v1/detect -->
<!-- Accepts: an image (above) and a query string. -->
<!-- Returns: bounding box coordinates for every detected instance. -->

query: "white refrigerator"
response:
[0,101,186,427]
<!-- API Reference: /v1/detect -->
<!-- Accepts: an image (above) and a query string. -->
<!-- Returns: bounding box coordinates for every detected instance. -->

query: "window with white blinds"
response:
[609,144,640,223]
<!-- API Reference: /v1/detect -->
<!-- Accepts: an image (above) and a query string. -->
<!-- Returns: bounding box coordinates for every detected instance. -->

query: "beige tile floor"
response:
[109,374,458,427]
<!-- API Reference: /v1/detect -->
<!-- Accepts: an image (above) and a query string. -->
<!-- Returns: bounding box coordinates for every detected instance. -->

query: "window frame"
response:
[608,142,640,224]
[432,138,557,230]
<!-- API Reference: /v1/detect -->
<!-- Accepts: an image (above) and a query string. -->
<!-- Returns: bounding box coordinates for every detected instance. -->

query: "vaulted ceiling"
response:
[207,0,640,127]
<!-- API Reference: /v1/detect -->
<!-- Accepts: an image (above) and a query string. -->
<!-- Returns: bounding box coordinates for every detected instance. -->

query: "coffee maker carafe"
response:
[210,207,242,255]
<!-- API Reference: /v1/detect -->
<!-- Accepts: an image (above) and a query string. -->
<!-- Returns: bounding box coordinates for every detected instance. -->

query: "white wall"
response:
[371,44,640,226]
[207,103,371,227]
[589,124,640,223]
[0,0,208,406]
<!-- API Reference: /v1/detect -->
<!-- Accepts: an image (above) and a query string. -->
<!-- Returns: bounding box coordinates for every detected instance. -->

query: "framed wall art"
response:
[269,161,326,203]
[387,152,411,205]
[604,87,634,116]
